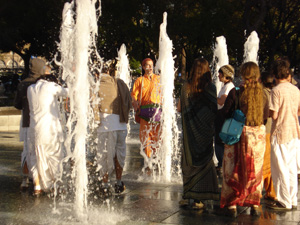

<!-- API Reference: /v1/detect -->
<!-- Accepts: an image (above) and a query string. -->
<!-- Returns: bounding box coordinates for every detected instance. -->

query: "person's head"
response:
[29,58,46,77]
[239,61,263,126]
[142,58,154,76]
[272,59,291,80]
[260,71,275,89]
[188,58,211,94]
[101,60,116,76]
[109,60,117,77]
[276,56,290,68]
[240,61,260,82]
[218,65,234,83]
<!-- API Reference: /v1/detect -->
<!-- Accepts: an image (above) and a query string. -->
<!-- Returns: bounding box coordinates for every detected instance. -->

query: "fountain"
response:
[155,12,180,182]
[5,2,270,222]
[57,0,100,221]
[116,44,131,88]
[55,3,181,223]
[243,31,260,64]
[115,43,135,143]
[212,36,229,96]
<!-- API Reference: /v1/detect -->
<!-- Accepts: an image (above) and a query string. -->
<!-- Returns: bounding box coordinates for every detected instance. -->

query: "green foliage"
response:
[0,0,299,77]
[129,57,142,77]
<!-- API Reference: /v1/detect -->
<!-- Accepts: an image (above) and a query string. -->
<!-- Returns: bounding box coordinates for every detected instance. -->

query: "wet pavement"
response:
[1,127,300,225]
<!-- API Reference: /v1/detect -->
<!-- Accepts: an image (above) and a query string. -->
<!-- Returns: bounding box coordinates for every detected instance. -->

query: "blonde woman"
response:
[220,62,266,217]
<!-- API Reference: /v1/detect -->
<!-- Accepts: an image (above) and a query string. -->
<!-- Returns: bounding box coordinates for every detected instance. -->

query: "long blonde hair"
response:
[187,58,211,96]
[240,62,264,126]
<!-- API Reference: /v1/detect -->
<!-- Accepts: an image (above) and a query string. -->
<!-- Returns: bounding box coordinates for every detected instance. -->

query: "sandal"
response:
[223,207,237,218]
[250,206,260,216]
[267,201,291,211]
[192,201,205,210]
[264,195,276,201]
[20,178,29,191]
[179,199,189,207]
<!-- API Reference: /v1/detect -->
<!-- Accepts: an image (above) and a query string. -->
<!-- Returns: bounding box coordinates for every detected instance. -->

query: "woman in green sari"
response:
[178,58,219,209]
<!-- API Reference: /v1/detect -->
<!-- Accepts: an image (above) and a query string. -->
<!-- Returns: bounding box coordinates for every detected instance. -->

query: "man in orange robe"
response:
[131,58,161,158]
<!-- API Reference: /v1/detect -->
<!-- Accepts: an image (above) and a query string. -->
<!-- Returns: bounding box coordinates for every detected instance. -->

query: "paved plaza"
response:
[0,129,300,225]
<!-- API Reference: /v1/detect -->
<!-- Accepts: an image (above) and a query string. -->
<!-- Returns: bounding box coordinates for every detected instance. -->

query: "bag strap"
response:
[139,77,144,105]
[234,87,240,110]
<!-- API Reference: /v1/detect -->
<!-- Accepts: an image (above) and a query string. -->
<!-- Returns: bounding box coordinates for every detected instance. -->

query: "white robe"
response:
[27,79,68,190]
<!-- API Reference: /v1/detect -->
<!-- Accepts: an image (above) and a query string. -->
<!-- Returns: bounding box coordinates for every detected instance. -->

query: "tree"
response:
[0,0,65,76]
[243,0,300,68]
[0,0,299,78]
[263,0,300,68]
[98,0,167,63]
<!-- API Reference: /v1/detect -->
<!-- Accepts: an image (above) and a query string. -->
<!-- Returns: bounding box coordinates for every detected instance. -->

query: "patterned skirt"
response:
[220,125,266,207]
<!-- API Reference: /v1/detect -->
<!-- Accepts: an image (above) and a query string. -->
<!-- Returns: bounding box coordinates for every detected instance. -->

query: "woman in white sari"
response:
[27,75,68,194]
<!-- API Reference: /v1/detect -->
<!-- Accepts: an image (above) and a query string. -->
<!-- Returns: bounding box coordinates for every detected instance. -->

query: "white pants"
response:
[97,130,127,176]
[21,128,36,180]
[35,143,63,190]
[271,136,299,208]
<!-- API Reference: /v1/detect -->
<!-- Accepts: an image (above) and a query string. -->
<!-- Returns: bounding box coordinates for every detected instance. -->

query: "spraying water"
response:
[57,0,100,221]
[115,44,133,139]
[155,12,180,182]
[212,36,229,96]
[243,31,260,64]
[116,44,131,88]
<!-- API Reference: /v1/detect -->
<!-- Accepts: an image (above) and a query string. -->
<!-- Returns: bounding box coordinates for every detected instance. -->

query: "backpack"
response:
[219,87,246,145]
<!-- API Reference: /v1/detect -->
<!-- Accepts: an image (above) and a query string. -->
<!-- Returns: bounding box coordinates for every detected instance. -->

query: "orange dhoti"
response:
[139,118,161,157]
[262,133,277,200]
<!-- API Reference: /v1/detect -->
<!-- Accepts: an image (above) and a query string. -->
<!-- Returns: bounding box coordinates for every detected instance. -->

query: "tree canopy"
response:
[0,0,65,74]
[0,0,299,77]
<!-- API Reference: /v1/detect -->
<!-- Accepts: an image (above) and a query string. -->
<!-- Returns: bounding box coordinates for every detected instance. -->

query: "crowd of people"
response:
[15,58,132,197]
[177,57,300,216]
[14,56,300,217]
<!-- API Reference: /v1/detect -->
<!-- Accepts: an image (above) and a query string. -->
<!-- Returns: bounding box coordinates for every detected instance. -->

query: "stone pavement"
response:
[0,107,21,132]
[0,130,300,225]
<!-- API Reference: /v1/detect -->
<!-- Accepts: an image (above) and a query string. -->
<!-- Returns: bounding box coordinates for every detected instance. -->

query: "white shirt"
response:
[27,79,68,145]
[97,113,127,132]
[217,82,235,109]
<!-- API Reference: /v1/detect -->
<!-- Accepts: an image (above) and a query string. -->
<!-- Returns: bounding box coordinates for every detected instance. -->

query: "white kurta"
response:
[27,79,68,190]
[217,82,235,109]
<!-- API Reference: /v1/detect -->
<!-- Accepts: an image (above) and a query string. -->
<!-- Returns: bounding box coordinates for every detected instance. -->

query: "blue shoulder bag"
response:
[219,87,246,145]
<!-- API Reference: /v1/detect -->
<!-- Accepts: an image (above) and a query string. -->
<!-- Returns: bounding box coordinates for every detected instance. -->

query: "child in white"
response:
[217,65,235,109]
